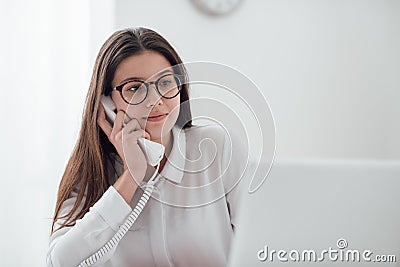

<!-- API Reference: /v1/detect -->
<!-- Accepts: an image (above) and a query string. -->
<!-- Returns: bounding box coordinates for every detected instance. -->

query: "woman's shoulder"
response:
[183,123,226,143]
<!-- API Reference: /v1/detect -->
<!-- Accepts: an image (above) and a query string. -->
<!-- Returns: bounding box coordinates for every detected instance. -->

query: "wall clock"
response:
[191,0,243,16]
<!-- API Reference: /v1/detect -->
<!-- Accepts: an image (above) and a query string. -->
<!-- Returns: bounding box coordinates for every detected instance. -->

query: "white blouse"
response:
[47,124,248,267]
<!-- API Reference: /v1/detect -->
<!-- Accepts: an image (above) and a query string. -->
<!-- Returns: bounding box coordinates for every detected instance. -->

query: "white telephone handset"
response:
[100,95,165,166]
[78,96,163,267]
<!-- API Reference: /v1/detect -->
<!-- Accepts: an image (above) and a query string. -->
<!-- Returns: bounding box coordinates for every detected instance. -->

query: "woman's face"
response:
[110,50,180,141]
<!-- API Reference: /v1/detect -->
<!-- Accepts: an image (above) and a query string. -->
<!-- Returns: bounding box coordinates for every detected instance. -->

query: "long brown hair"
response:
[51,27,192,234]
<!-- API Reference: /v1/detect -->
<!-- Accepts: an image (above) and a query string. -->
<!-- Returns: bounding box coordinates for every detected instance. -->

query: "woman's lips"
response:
[146,113,168,122]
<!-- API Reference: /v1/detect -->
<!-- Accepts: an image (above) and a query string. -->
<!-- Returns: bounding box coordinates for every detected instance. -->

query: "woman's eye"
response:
[127,86,140,91]
[161,80,172,86]
[125,83,143,92]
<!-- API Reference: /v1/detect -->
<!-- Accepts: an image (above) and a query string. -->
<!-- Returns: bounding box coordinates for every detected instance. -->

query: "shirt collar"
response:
[160,124,186,184]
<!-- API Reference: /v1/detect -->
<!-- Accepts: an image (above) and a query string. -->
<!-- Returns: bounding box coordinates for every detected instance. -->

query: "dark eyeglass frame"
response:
[112,73,183,105]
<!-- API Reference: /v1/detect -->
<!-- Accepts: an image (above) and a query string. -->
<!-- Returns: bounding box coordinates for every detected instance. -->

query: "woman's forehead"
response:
[113,51,172,85]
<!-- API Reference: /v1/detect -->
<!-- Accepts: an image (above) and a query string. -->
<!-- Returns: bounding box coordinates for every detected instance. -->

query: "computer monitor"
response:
[228,159,400,266]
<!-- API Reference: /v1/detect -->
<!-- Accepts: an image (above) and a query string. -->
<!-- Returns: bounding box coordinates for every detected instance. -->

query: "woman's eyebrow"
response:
[118,69,174,84]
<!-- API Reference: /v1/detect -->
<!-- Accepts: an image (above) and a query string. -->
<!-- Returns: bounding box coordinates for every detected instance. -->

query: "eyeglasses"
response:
[113,73,182,105]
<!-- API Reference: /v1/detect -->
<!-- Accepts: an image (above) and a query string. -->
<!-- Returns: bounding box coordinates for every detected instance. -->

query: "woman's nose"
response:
[145,84,163,107]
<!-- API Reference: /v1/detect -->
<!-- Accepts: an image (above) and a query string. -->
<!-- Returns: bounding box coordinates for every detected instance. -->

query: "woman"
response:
[47,27,247,267]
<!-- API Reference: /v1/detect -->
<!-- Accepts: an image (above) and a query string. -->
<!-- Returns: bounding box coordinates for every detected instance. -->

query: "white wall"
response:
[0,1,90,265]
[114,0,400,160]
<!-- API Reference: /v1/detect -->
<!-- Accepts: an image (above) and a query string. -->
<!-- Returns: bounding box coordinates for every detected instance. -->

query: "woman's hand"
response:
[97,103,151,185]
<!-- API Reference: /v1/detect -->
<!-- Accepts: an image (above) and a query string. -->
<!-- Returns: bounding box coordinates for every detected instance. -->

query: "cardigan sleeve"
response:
[46,185,132,267]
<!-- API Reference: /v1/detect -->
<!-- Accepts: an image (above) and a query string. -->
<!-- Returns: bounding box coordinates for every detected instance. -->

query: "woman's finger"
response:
[123,119,151,139]
[97,104,113,137]
[123,118,141,135]
[111,110,126,137]
[124,129,148,142]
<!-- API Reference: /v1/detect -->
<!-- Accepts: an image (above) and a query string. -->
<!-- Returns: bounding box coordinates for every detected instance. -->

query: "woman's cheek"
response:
[168,99,180,122]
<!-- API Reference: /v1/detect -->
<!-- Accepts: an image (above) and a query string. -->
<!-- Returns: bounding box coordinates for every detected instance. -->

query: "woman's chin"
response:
[146,127,171,142]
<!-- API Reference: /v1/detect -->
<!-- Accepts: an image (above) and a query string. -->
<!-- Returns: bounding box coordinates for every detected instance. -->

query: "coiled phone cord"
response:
[78,164,160,267]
